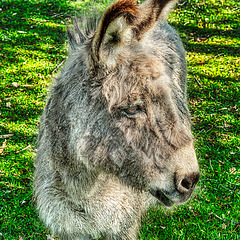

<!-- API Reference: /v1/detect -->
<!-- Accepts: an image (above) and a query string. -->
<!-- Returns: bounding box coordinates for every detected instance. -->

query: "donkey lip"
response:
[150,189,174,207]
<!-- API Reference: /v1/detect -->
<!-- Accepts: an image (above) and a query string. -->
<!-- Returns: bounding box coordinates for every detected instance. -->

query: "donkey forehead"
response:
[128,55,165,78]
[102,54,173,109]
[121,55,172,96]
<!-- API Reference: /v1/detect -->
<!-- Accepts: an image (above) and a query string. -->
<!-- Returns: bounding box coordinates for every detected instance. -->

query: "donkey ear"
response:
[91,0,139,69]
[134,0,179,40]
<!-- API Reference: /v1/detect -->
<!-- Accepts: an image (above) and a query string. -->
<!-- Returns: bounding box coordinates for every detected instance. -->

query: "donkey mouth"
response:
[149,189,174,207]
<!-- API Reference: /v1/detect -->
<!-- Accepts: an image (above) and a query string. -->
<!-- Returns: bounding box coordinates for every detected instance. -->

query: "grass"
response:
[0,0,239,239]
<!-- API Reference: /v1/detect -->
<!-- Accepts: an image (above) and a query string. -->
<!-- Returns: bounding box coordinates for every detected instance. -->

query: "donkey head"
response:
[71,0,199,206]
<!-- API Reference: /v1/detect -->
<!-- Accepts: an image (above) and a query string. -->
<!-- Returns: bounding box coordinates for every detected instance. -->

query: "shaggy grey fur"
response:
[34,0,200,239]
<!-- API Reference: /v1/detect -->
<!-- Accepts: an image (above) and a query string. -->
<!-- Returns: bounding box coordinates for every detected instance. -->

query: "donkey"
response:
[34,0,200,239]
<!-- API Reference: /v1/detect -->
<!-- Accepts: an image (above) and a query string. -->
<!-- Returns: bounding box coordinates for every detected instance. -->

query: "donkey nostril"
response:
[175,172,200,193]
[181,178,191,190]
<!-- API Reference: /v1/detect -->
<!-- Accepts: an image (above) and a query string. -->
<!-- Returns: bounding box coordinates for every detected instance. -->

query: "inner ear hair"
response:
[106,31,121,46]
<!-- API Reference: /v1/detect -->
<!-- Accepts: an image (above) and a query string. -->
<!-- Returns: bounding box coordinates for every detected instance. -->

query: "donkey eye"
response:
[124,106,141,115]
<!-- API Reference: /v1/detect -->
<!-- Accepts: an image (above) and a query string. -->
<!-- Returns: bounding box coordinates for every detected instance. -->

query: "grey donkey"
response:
[34,0,200,239]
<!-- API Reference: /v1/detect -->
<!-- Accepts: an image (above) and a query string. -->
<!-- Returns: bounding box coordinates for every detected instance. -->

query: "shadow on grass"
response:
[185,42,239,57]
[172,24,240,56]
[174,22,240,39]
[1,0,73,23]
[1,0,71,52]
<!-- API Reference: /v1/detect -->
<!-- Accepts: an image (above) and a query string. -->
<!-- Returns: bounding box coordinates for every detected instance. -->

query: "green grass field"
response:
[0,0,239,239]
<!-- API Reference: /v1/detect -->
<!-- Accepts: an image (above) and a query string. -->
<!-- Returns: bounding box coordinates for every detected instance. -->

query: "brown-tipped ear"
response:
[134,0,178,40]
[92,0,139,67]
